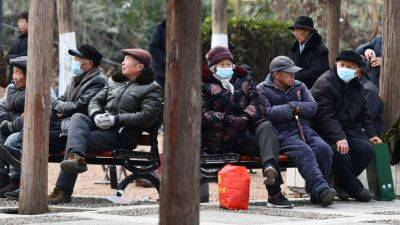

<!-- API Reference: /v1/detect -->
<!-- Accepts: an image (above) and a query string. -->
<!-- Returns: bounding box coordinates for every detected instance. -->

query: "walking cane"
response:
[295,115,306,142]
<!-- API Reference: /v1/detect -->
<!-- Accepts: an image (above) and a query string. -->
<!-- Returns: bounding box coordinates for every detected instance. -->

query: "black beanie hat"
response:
[336,50,363,67]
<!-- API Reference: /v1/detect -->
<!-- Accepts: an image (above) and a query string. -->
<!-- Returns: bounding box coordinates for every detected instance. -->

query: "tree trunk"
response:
[381,0,400,132]
[232,0,241,17]
[56,0,76,95]
[326,0,341,66]
[159,0,201,225]
[0,0,3,47]
[211,0,228,48]
[18,0,53,215]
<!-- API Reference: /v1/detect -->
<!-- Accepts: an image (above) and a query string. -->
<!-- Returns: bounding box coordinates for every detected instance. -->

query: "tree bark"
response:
[56,0,77,95]
[326,0,341,66]
[0,0,3,47]
[381,0,400,132]
[19,0,53,215]
[159,0,201,225]
[211,0,228,47]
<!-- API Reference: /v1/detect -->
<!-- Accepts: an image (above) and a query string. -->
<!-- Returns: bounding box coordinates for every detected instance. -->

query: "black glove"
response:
[0,120,12,137]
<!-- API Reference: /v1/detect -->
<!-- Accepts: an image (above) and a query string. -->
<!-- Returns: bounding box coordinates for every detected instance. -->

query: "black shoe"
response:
[0,182,19,198]
[0,174,9,189]
[60,153,88,174]
[5,188,19,201]
[335,187,350,201]
[0,144,21,169]
[263,164,277,186]
[267,193,294,208]
[352,188,374,202]
[311,187,336,207]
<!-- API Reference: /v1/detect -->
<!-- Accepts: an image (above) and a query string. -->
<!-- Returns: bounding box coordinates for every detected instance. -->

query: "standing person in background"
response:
[288,16,329,89]
[149,20,166,92]
[355,36,382,88]
[5,11,28,85]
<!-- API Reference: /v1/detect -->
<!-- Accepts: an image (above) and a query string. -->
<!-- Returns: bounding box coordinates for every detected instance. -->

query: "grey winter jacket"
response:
[54,67,107,134]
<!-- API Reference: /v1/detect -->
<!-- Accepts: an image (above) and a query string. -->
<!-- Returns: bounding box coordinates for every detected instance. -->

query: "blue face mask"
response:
[337,67,356,83]
[215,67,234,80]
[71,60,84,76]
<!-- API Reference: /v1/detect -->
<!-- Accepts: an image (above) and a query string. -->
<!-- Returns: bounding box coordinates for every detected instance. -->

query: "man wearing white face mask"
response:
[311,50,382,202]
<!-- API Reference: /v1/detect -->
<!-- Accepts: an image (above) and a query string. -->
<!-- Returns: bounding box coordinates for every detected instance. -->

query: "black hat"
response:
[68,44,103,66]
[289,16,317,31]
[336,50,363,67]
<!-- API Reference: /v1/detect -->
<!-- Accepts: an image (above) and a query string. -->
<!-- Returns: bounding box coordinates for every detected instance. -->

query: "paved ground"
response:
[0,198,400,225]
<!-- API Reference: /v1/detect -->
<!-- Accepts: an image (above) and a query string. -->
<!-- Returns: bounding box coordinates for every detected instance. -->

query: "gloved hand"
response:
[94,113,115,129]
[100,113,115,128]
[223,115,248,141]
[0,120,12,137]
[94,113,110,129]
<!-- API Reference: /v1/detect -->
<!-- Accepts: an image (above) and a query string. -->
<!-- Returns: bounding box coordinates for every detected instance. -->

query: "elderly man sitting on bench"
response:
[257,56,336,207]
[48,48,163,204]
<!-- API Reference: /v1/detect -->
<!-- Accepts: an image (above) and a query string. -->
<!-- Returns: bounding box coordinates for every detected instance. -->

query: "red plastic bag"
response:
[218,164,250,210]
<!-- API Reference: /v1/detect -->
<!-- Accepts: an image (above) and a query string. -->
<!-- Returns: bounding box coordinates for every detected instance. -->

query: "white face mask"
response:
[337,67,356,83]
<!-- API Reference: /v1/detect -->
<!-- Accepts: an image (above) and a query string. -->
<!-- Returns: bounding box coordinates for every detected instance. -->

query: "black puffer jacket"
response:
[88,68,162,132]
[0,84,26,132]
[54,67,107,134]
[288,32,330,89]
[311,67,376,143]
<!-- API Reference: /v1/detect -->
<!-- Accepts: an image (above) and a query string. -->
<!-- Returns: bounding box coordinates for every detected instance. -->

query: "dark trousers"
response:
[234,121,282,196]
[279,127,332,194]
[329,135,374,196]
[56,113,122,195]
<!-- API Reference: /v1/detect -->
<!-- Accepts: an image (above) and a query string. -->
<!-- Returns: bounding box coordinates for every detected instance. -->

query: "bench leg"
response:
[200,181,210,203]
[109,165,118,189]
[115,172,160,197]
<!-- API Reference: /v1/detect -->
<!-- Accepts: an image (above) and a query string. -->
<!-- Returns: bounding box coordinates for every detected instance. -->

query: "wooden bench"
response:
[47,118,163,197]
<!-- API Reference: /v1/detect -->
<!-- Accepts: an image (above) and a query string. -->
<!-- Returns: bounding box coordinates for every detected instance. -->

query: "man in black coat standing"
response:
[6,12,28,84]
[149,20,166,91]
[311,50,382,202]
[288,16,329,89]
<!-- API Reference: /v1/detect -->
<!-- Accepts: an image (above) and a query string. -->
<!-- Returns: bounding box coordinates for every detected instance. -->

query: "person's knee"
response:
[70,113,90,123]
[257,121,277,136]
[314,141,333,159]
[362,141,375,161]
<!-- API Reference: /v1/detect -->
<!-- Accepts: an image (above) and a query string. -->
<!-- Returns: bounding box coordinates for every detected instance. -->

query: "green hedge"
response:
[202,17,293,83]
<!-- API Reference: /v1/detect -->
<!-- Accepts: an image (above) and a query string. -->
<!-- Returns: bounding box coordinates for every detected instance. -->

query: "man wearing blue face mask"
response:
[311,50,382,202]
[202,46,293,208]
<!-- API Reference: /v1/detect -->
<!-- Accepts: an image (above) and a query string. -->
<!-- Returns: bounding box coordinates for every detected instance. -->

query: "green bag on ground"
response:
[367,143,396,201]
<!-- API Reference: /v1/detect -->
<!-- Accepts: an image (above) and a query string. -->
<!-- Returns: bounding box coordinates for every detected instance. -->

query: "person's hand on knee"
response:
[370,136,382,145]
[94,113,112,129]
[336,139,349,154]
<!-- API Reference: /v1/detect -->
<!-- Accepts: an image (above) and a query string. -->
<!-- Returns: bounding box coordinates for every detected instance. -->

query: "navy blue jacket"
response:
[257,74,317,133]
